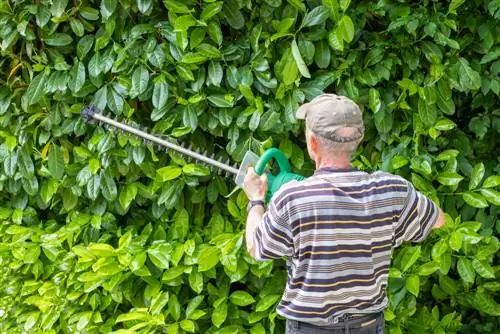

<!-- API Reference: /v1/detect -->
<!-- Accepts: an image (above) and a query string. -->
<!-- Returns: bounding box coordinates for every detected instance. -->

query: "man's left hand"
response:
[243,167,268,201]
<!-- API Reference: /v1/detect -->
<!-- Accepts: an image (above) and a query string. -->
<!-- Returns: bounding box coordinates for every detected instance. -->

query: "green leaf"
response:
[338,15,354,43]
[201,2,223,21]
[25,71,48,106]
[449,231,462,251]
[162,265,187,282]
[469,162,485,190]
[197,44,221,59]
[418,99,437,126]
[229,291,255,306]
[89,243,116,257]
[189,269,203,294]
[18,146,34,177]
[457,58,481,91]
[322,0,339,20]
[406,275,420,297]
[197,245,219,272]
[119,183,137,209]
[207,61,223,86]
[180,319,196,333]
[157,166,182,181]
[248,111,261,132]
[431,239,448,261]
[116,312,149,323]
[462,192,489,208]
[482,175,500,188]
[100,0,117,20]
[436,149,459,161]
[51,0,69,17]
[480,189,500,206]
[400,246,421,273]
[211,300,227,327]
[328,28,344,51]
[137,0,152,13]
[437,171,463,186]
[48,144,65,180]
[369,88,381,113]
[303,6,330,27]
[472,259,495,279]
[101,173,117,201]
[448,0,465,14]
[131,65,149,97]
[148,243,172,269]
[174,15,196,32]
[45,33,73,46]
[434,119,456,131]
[207,95,234,108]
[223,1,244,30]
[182,53,208,64]
[291,39,311,78]
[340,0,351,11]
[182,164,210,177]
[68,61,85,93]
[207,21,223,45]
[283,50,299,85]
[107,87,123,114]
[40,179,59,204]
[150,292,169,315]
[439,275,457,295]
[417,262,440,276]
[168,295,181,321]
[162,0,191,13]
[186,295,204,319]
[152,81,169,110]
[314,40,331,69]
[457,257,475,284]
[255,294,280,312]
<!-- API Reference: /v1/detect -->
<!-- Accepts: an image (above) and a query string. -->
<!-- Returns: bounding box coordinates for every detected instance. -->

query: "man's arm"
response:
[394,181,446,247]
[242,167,293,260]
[245,205,265,258]
[433,208,446,229]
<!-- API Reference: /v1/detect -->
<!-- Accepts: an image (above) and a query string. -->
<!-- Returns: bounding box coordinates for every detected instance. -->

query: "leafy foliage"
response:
[1,0,499,333]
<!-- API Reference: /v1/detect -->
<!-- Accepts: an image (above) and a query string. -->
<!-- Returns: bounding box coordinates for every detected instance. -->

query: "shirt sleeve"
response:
[252,196,293,261]
[393,181,439,248]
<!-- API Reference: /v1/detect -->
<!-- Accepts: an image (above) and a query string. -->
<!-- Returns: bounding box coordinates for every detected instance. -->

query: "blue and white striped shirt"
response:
[253,167,438,326]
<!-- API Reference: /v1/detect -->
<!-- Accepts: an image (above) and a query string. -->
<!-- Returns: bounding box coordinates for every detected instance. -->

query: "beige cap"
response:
[296,93,364,150]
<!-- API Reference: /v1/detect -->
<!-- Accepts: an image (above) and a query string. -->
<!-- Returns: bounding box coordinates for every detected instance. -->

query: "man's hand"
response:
[243,167,268,201]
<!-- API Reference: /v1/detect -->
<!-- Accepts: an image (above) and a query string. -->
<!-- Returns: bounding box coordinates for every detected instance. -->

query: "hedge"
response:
[0,0,499,333]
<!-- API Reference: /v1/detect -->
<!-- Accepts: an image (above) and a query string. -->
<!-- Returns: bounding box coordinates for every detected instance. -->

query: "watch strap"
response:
[247,200,265,212]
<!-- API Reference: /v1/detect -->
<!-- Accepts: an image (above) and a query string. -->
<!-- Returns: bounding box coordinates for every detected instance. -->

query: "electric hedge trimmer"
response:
[81,106,305,201]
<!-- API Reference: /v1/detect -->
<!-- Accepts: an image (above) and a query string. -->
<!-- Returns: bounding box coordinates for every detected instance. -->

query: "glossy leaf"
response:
[291,39,311,78]
[469,162,485,190]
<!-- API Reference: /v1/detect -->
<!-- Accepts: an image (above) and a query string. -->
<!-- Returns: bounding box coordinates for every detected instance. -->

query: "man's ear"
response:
[308,132,318,160]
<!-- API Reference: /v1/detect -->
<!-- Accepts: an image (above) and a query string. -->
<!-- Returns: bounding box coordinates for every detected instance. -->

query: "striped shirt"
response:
[253,167,438,326]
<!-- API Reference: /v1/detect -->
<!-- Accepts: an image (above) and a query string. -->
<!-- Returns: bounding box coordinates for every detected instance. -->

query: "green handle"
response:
[254,148,306,202]
[254,148,291,176]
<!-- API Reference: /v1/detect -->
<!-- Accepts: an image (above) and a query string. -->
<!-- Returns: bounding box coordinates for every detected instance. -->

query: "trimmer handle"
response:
[255,148,306,202]
[255,148,291,176]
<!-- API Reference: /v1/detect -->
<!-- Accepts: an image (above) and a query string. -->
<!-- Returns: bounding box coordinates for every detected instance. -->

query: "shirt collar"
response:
[313,167,359,175]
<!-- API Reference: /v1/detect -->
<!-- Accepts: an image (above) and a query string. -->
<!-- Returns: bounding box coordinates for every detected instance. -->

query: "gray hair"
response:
[308,127,361,153]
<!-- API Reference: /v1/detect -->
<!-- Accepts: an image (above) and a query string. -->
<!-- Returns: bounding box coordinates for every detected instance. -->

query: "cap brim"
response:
[295,104,309,119]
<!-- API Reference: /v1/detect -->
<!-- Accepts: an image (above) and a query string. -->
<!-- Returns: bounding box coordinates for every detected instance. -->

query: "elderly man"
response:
[243,94,445,334]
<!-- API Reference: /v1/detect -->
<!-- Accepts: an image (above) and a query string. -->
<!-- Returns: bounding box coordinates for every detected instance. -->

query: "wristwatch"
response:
[247,200,265,212]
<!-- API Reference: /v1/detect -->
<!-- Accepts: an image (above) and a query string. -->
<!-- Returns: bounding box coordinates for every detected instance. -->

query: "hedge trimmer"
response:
[81,106,305,201]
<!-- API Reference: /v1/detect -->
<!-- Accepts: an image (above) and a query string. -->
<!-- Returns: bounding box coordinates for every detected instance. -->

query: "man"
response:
[242,94,445,334]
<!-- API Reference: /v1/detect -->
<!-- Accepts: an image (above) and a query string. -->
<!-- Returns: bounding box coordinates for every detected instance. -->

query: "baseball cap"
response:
[296,93,364,150]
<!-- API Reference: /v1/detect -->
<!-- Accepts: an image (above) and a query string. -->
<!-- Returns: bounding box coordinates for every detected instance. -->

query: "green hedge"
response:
[1,0,499,333]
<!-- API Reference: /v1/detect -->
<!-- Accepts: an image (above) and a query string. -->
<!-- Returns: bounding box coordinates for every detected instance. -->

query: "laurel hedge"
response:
[0,0,499,333]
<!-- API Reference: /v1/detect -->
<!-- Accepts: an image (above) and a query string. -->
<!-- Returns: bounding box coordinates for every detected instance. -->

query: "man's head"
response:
[296,94,364,164]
